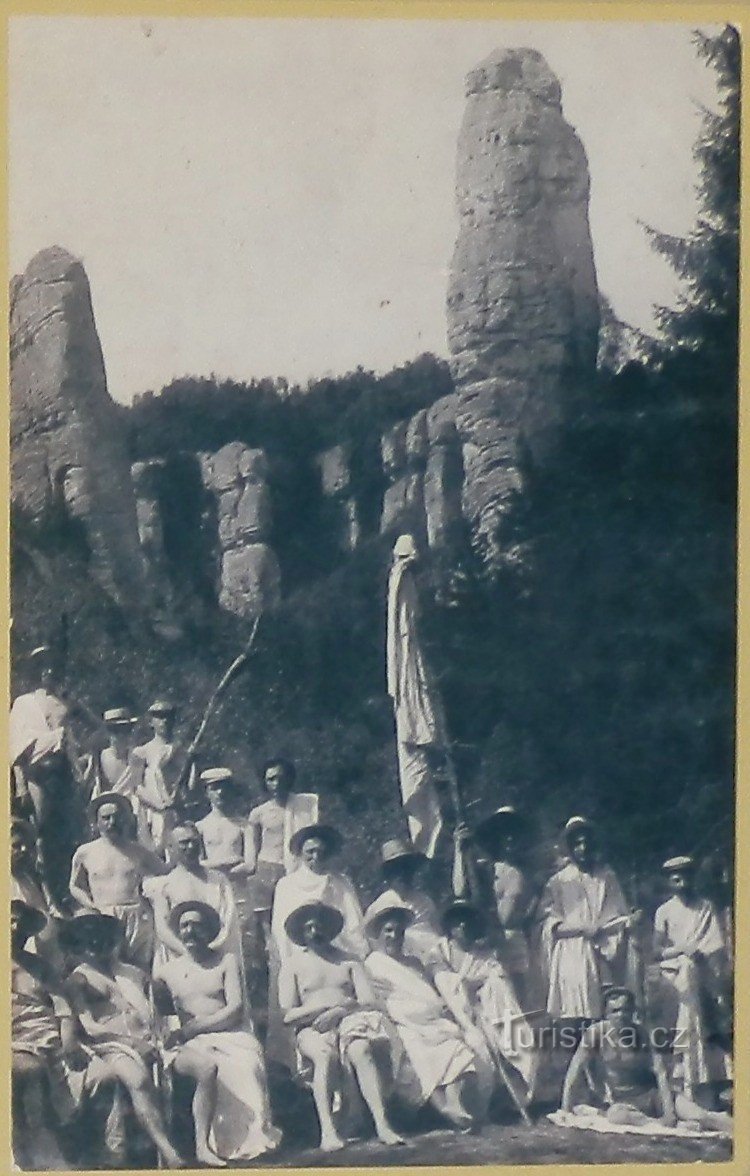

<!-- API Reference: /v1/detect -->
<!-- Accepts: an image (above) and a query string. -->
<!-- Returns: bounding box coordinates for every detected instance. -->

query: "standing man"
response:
[386,534,444,858]
[9,644,86,907]
[83,708,139,803]
[652,855,731,1099]
[69,793,166,971]
[539,816,639,1027]
[131,700,191,854]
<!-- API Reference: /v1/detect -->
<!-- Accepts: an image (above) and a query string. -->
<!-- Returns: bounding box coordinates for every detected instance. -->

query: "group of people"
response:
[10,644,734,1167]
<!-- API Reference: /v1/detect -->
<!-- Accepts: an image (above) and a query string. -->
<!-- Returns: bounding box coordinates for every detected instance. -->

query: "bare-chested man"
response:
[84,708,140,804]
[131,700,190,853]
[153,900,281,1165]
[279,901,404,1152]
[146,823,245,985]
[69,793,166,970]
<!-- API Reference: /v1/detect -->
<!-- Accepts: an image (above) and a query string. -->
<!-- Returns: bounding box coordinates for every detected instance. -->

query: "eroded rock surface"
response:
[447,48,599,563]
[11,247,151,608]
[199,441,281,618]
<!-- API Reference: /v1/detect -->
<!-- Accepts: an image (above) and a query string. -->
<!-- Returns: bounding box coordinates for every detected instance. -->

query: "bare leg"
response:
[675,1092,733,1133]
[12,1056,68,1169]
[174,1050,225,1166]
[297,1030,345,1152]
[105,1055,185,1168]
[346,1040,404,1146]
[431,1079,475,1131]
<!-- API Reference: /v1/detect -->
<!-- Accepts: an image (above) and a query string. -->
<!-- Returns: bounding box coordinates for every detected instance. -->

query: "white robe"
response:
[10,689,67,766]
[365,949,479,1103]
[386,559,443,857]
[540,861,629,1019]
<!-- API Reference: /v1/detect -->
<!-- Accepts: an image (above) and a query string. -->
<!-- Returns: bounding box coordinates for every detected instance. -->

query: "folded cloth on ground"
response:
[547,1105,729,1139]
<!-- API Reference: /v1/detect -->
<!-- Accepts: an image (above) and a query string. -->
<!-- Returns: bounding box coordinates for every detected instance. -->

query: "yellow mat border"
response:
[1,1,746,1174]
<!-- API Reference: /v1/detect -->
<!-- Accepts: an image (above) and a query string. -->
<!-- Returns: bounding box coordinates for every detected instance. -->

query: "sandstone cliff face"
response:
[317,444,360,552]
[11,247,152,608]
[199,442,281,619]
[447,48,599,563]
[379,399,464,552]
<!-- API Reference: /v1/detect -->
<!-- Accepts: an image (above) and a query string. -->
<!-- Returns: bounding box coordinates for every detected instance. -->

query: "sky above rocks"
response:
[10,17,720,404]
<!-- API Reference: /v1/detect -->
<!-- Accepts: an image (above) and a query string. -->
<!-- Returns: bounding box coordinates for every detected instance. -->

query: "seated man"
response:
[153,899,281,1165]
[62,912,185,1168]
[561,986,732,1133]
[69,792,166,971]
[279,901,405,1152]
[364,896,491,1131]
[652,855,731,1100]
[430,901,538,1099]
[11,900,76,1168]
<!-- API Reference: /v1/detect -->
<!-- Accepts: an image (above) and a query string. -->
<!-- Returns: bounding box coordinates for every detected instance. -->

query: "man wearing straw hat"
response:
[651,855,731,1100]
[364,895,491,1131]
[278,901,405,1152]
[69,792,166,970]
[539,817,639,1025]
[153,900,281,1165]
[131,699,191,853]
[83,707,140,804]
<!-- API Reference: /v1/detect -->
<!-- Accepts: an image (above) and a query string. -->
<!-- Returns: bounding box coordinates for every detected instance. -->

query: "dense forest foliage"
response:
[12,29,739,905]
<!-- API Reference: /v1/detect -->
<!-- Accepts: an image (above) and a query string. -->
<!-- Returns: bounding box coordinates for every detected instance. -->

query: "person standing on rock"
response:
[130,700,192,854]
[9,644,88,908]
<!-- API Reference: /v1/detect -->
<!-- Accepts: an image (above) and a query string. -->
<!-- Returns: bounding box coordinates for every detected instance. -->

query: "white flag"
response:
[386,535,444,857]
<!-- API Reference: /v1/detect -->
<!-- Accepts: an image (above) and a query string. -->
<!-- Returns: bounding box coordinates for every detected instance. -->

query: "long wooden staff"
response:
[175,616,261,793]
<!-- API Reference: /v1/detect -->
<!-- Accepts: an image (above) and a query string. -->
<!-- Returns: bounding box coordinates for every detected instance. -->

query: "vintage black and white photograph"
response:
[8,10,740,1170]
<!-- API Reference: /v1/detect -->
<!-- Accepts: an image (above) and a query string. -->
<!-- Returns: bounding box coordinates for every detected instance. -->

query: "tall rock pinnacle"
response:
[447,48,600,564]
[10,247,153,610]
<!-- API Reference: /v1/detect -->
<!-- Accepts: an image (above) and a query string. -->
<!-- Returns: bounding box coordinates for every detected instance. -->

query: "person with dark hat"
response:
[131,699,192,854]
[377,838,441,963]
[651,856,731,1100]
[278,901,404,1152]
[152,900,281,1164]
[363,895,491,1131]
[430,901,538,1099]
[69,792,166,970]
[9,644,87,907]
[538,817,639,1026]
[82,707,139,805]
[560,985,731,1133]
[271,824,368,963]
[63,911,185,1168]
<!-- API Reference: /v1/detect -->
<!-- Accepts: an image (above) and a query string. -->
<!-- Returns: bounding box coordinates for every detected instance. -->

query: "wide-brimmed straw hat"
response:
[89,791,134,821]
[289,823,343,859]
[564,815,596,847]
[11,899,47,938]
[441,899,487,939]
[474,807,527,858]
[58,912,124,953]
[168,900,222,941]
[103,707,137,727]
[381,838,426,874]
[364,894,415,939]
[284,902,345,948]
